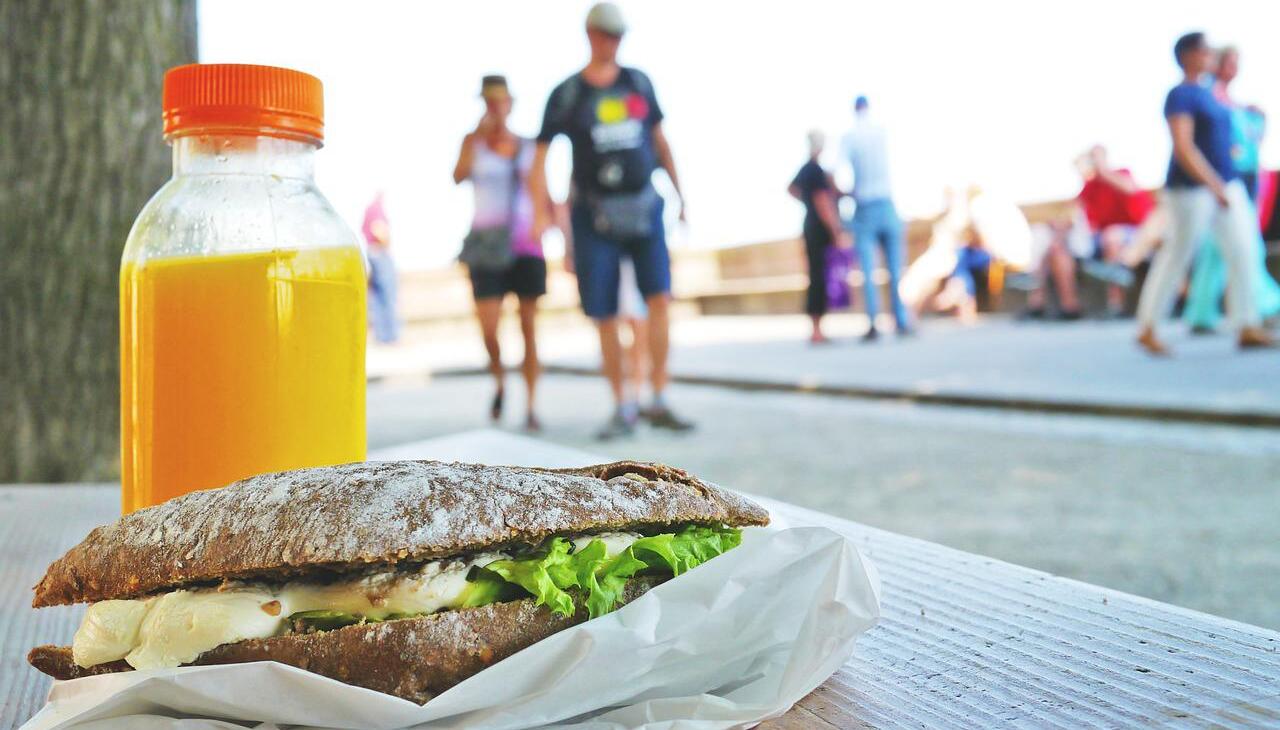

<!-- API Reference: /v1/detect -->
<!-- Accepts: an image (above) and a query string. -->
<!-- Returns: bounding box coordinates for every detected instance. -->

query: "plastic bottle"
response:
[120,64,366,513]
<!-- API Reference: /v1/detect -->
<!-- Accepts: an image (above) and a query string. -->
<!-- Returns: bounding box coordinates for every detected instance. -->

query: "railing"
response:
[393,195,1278,324]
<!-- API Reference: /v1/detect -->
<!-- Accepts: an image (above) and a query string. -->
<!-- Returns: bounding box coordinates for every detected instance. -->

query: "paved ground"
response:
[369,371,1280,631]
[565,316,1280,420]
[373,314,1280,421]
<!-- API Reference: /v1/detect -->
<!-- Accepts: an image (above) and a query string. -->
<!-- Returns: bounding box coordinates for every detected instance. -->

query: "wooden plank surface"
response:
[1,485,99,730]
[4,430,1280,729]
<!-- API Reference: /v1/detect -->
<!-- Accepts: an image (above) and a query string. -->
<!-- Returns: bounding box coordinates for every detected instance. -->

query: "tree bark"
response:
[1,1,198,482]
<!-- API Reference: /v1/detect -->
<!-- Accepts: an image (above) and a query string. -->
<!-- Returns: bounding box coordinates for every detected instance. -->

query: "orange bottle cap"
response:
[163,64,324,145]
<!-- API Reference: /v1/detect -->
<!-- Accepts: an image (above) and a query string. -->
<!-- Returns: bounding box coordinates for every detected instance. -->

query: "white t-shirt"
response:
[470,139,532,230]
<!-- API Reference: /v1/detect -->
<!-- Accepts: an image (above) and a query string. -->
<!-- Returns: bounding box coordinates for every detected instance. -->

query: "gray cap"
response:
[586,2,627,36]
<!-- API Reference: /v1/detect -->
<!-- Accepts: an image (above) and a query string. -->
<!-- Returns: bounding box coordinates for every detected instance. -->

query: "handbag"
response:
[587,185,659,239]
[459,227,513,270]
[826,245,852,310]
[460,140,525,270]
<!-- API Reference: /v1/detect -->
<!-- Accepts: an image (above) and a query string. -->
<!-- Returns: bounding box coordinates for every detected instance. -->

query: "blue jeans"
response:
[850,199,910,329]
[367,247,400,344]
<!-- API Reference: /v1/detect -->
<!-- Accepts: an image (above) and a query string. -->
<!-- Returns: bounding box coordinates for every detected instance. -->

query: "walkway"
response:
[540,316,1280,425]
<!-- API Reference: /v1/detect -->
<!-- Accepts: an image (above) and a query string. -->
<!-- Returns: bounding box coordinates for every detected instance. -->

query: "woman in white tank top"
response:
[452,76,550,431]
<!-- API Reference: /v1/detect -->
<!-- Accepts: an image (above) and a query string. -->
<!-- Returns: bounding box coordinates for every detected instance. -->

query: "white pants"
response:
[1136,180,1259,329]
[899,224,961,307]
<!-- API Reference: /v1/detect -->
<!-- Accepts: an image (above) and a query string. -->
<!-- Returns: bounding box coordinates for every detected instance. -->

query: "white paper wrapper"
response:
[23,526,879,730]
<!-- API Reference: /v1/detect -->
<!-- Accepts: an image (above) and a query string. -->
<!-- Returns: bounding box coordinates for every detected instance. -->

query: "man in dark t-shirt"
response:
[528,2,693,438]
[1133,31,1273,354]
[538,65,663,197]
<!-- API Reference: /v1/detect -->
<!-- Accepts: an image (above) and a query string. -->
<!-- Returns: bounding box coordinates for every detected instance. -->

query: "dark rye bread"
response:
[29,577,664,703]
[33,459,768,607]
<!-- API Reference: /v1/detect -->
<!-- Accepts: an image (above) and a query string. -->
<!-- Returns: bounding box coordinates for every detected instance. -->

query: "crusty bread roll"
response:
[28,459,768,703]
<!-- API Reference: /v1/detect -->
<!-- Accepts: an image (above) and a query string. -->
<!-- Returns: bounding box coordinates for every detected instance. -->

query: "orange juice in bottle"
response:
[120,64,366,512]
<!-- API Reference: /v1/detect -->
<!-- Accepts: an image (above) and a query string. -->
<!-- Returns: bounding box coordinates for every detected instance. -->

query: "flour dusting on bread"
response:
[33,460,768,607]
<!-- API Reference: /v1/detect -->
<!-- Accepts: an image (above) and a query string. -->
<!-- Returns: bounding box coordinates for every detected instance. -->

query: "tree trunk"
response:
[1,1,198,482]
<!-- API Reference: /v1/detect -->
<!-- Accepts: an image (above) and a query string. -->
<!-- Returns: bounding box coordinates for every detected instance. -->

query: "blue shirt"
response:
[1164,82,1237,188]
[840,117,893,203]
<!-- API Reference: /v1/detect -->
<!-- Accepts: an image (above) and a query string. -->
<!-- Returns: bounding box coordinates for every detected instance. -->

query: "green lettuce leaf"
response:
[481,537,578,617]
[459,566,525,607]
[582,544,649,619]
[642,523,742,575]
[289,609,363,631]
[469,524,742,619]
[289,608,425,631]
[291,524,744,632]
[582,524,742,617]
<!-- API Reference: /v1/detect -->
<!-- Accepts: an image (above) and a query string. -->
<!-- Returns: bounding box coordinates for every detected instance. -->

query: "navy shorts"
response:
[570,196,671,319]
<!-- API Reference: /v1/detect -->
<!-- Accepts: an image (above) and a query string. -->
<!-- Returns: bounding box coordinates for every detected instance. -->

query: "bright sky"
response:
[200,1,1280,270]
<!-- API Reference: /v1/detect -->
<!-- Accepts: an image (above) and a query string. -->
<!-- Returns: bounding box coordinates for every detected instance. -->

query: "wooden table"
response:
[4,429,1280,729]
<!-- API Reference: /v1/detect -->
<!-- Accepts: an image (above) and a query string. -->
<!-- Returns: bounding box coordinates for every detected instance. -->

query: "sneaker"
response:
[1058,309,1084,321]
[596,411,636,441]
[525,413,543,433]
[1239,327,1277,350]
[489,388,504,422]
[861,327,879,343]
[1189,324,1216,336]
[1137,329,1170,357]
[1082,259,1135,288]
[646,406,695,432]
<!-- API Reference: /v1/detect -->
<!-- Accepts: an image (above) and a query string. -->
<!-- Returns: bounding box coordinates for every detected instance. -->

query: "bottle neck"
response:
[171,134,317,180]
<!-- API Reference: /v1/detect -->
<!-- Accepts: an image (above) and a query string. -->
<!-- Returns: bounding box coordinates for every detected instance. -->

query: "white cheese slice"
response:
[277,551,504,619]
[72,599,150,667]
[125,588,282,670]
[571,531,642,557]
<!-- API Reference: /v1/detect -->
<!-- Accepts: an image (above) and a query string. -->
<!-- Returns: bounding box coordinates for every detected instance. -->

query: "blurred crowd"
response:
[356,10,1279,441]
[793,32,1278,355]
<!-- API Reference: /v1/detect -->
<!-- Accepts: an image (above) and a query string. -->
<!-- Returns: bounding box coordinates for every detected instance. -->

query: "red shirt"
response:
[1078,169,1155,231]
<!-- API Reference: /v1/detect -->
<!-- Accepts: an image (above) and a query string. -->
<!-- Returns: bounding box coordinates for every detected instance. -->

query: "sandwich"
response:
[28,459,769,703]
